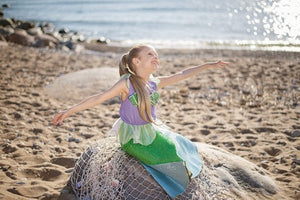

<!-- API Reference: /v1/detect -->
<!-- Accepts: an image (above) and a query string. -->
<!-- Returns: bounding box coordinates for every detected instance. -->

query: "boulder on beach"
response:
[70,137,281,200]
[45,67,120,104]
[16,21,35,30]
[0,13,88,51]
[0,18,14,27]
[27,27,43,36]
[0,27,15,39]
[34,33,58,48]
[8,29,35,46]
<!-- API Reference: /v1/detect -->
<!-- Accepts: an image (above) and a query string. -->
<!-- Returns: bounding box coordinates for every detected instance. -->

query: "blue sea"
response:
[2,0,300,51]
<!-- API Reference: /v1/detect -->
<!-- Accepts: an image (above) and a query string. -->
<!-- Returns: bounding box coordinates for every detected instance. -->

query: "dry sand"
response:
[0,42,299,199]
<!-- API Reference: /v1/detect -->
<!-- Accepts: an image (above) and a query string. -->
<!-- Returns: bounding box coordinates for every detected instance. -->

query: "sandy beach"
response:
[0,41,299,199]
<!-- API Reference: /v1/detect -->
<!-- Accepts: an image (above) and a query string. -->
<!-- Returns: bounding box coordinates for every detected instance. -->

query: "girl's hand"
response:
[53,110,69,126]
[213,60,230,69]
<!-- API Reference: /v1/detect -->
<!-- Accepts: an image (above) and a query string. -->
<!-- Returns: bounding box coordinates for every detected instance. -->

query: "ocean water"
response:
[2,0,300,50]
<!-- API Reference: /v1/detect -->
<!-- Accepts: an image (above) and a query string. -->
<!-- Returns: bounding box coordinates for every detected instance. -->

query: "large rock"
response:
[34,33,58,48]
[195,143,279,199]
[8,29,35,46]
[0,18,14,27]
[0,27,14,39]
[70,137,281,200]
[16,21,35,30]
[27,27,43,36]
[45,67,120,104]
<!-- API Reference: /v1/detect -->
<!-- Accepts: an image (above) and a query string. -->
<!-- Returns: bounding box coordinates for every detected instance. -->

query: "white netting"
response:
[70,137,229,200]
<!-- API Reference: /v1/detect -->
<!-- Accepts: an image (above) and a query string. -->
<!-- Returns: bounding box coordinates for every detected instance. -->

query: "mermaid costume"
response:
[110,75,202,198]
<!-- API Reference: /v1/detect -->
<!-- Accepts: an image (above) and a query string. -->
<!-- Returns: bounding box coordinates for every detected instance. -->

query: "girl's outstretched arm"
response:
[157,60,229,89]
[53,78,128,126]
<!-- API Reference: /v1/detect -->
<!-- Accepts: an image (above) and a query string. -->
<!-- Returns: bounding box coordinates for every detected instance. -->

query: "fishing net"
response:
[70,137,229,200]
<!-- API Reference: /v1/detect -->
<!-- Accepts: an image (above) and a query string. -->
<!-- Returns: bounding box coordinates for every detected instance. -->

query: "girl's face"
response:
[135,46,160,74]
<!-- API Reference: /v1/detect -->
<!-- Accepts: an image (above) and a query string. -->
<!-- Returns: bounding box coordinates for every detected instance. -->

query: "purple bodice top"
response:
[119,78,159,125]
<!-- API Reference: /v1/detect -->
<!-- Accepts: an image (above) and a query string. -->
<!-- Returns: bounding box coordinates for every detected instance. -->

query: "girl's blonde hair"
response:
[119,44,154,123]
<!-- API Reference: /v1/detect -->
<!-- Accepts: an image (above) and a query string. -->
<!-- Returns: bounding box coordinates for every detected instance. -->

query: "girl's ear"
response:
[132,57,140,66]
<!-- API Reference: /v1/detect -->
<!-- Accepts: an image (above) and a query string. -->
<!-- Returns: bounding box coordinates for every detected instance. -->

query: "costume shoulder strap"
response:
[149,74,160,88]
[120,74,131,89]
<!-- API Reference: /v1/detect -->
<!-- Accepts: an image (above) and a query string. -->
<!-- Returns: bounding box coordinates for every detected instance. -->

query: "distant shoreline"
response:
[1,2,300,53]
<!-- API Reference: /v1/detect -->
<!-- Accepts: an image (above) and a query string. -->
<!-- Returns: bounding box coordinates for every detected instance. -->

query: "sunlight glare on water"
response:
[2,0,300,50]
[249,0,300,43]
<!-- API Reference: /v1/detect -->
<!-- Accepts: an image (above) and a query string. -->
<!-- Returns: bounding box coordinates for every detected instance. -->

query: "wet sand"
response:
[0,42,299,199]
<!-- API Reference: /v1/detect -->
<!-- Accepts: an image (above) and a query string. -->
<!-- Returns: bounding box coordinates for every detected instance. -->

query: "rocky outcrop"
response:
[69,137,282,200]
[0,6,110,51]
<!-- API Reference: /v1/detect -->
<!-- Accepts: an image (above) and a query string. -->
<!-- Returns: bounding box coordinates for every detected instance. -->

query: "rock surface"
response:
[70,137,281,200]
[45,67,120,104]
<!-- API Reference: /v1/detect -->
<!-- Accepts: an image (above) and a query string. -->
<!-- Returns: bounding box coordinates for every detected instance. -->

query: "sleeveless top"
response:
[119,76,159,126]
[109,75,161,146]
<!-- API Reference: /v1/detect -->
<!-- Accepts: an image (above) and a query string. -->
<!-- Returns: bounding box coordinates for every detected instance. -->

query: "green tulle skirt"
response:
[109,118,202,198]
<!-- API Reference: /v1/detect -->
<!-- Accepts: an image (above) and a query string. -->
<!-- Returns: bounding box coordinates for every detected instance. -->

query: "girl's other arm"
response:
[157,61,229,89]
[53,78,128,125]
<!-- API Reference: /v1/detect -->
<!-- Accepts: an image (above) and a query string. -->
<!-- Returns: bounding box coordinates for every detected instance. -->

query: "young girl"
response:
[53,44,228,198]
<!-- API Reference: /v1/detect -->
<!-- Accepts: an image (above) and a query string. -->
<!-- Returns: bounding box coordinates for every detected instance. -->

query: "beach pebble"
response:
[68,128,74,132]
[81,132,95,139]
[264,147,282,156]
[280,157,286,164]
[1,165,10,172]
[32,143,41,150]
[31,128,43,134]
[68,137,75,142]
[74,138,80,143]
[200,129,211,135]
[2,144,17,154]
[260,160,269,169]
[292,158,300,165]
[291,130,300,137]
[65,168,73,173]
[13,112,23,120]
[291,162,296,169]
[56,137,62,143]
[54,146,61,152]
[257,117,262,122]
